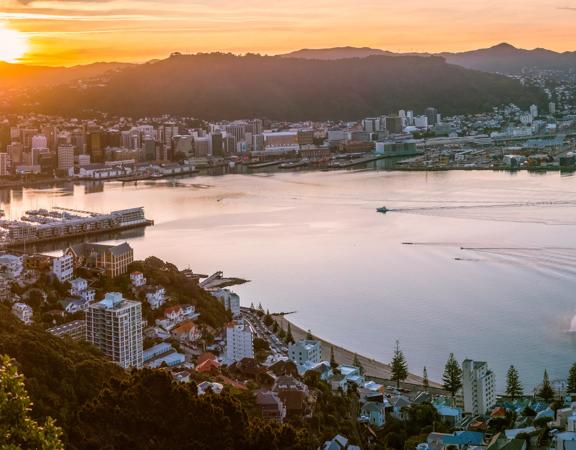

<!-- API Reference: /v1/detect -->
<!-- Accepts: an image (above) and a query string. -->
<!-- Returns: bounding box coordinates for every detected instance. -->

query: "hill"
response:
[28,53,546,120]
[0,61,133,89]
[439,43,576,74]
[281,46,395,59]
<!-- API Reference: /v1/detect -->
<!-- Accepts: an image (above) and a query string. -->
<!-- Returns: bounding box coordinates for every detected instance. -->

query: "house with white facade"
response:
[288,339,321,369]
[211,289,241,317]
[146,287,166,310]
[0,254,23,278]
[130,271,147,287]
[12,302,33,324]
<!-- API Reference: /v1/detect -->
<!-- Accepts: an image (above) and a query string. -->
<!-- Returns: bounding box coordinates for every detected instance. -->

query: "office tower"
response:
[247,119,263,135]
[549,102,556,115]
[31,134,48,150]
[362,118,381,133]
[86,292,143,369]
[143,139,156,161]
[87,131,104,163]
[530,104,539,119]
[225,320,254,363]
[211,132,224,157]
[162,123,179,146]
[225,124,246,143]
[462,359,496,415]
[57,144,75,170]
[7,143,22,165]
[0,153,8,176]
[424,107,439,126]
[194,137,210,157]
[385,116,404,134]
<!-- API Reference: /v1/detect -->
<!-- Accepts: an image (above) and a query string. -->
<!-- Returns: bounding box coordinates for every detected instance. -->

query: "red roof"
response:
[196,359,220,373]
[197,352,217,365]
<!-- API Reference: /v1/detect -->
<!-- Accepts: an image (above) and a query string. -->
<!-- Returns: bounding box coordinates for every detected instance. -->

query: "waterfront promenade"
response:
[274,315,443,390]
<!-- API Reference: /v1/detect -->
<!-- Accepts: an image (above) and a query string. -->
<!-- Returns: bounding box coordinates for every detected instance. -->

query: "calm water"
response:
[3,169,576,391]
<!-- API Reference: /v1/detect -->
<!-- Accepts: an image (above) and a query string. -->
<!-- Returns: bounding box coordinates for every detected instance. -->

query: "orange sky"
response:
[2,0,576,66]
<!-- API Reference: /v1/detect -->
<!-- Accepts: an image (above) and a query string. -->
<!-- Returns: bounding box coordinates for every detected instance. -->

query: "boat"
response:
[376,207,388,214]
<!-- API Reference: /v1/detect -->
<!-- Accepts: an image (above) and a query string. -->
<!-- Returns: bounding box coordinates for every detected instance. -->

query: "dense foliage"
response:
[0,355,63,450]
[24,53,546,120]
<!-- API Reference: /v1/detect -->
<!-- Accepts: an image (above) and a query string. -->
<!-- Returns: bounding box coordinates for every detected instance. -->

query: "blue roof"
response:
[143,342,173,361]
[148,352,185,368]
[443,431,484,446]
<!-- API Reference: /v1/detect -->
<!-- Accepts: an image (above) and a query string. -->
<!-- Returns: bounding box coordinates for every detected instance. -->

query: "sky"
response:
[1,0,576,66]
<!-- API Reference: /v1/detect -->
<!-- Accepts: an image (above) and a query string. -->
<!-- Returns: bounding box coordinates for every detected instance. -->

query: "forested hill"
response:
[28,53,546,120]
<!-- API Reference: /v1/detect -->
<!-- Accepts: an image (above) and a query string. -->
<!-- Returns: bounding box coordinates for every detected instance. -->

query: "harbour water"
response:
[2,169,576,390]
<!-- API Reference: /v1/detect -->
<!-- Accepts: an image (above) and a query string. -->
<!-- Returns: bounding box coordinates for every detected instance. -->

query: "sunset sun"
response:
[0,25,28,63]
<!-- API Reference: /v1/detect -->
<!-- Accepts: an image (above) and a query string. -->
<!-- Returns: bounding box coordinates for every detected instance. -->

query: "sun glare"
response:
[0,25,28,63]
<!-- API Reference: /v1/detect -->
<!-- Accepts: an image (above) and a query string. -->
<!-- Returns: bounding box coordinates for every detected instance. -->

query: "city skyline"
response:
[1,0,576,66]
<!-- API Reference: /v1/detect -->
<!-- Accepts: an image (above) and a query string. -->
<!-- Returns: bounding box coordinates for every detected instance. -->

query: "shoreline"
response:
[273,314,444,391]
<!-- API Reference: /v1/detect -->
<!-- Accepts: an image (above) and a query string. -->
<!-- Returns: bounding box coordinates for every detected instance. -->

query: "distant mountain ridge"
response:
[24,53,545,120]
[279,43,576,74]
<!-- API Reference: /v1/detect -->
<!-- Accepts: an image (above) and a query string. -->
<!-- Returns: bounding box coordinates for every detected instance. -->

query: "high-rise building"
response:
[211,132,224,157]
[57,144,75,170]
[424,107,439,126]
[0,153,9,176]
[225,124,246,143]
[225,320,254,363]
[549,102,556,115]
[385,116,404,134]
[86,292,143,369]
[7,142,23,165]
[462,359,496,415]
[529,104,539,119]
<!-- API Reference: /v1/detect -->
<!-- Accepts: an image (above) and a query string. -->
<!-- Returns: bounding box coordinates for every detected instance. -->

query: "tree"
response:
[391,340,408,389]
[423,366,429,392]
[442,353,462,404]
[353,353,364,375]
[538,370,555,403]
[330,346,337,369]
[285,323,294,344]
[306,329,313,340]
[505,365,523,400]
[0,355,63,450]
[567,363,576,394]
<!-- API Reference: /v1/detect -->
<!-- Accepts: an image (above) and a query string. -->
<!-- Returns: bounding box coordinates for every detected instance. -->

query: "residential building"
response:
[66,242,133,278]
[52,254,74,283]
[86,292,143,369]
[0,254,23,278]
[225,321,254,363]
[360,402,386,428]
[130,271,146,287]
[12,302,33,324]
[145,287,165,310]
[256,390,286,422]
[47,320,86,341]
[170,320,199,343]
[319,435,361,450]
[288,339,321,367]
[273,375,309,416]
[462,359,496,416]
[211,289,240,317]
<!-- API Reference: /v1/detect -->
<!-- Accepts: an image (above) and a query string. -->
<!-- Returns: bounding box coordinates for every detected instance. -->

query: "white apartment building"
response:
[12,302,33,325]
[86,292,143,369]
[225,321,254,364]
[53,254,74,283]
[462,359,496,416]
[212,289,240,317]
[288,340,321,366]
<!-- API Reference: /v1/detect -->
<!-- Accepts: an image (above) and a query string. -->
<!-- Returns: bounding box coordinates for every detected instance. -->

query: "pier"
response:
[0,207,153,249]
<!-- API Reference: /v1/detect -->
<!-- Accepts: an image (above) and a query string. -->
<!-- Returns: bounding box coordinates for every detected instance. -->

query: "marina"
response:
[0,206,153,249]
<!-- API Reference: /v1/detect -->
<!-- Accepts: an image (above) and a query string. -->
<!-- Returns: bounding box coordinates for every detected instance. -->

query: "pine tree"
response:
[505,365,523,400]
[306,329,313,340]
[442,353,462,404]
[330,346,337,369]
[390,340,408,388]
[538,370,555,403]
[353,353,364,375]
[0,355,63,449]
[285,323,294,344]
[567,363,576,394]
[423,366,429,391]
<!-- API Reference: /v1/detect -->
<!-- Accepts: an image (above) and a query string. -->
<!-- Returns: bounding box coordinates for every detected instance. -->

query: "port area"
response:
[0,206,153,249]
